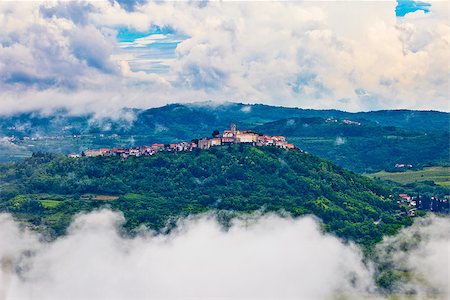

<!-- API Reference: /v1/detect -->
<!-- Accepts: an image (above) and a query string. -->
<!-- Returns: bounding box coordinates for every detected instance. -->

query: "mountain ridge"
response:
[0,102,448,172]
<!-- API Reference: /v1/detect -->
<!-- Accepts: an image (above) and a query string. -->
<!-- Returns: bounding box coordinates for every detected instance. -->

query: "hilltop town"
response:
[66,124,449,215]
[72,124,296,158]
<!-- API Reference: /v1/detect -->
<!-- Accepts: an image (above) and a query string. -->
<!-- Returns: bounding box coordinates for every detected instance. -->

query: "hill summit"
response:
[79,123,295,158]
[0,145,411,245]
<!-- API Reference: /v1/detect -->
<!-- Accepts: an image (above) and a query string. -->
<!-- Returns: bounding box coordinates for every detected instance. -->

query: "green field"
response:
[81,194,119,201]
[39,200,62,208]
[368,167,450,186]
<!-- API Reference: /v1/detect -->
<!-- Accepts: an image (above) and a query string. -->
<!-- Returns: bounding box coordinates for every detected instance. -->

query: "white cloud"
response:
[240,105,251,113]
[335,136,346,146]
[0,1,448,115]
[129,33,185,47]
[0,209,448,300]
[0,210,376,300]
[375,215,450,298]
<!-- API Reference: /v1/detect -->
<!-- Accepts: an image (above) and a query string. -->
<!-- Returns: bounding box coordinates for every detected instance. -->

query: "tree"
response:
[212,130,220,137]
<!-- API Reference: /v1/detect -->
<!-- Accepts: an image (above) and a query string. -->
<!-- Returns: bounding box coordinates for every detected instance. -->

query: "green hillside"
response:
[1,102,448,172]
[0,146,412,245]
[254,117,449,173]
[2,102,447,138]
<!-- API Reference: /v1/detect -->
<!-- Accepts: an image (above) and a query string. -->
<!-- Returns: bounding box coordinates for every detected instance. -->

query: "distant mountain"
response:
[135,102,449,133]
[1,102,448,138]
[0,146,412,245]
[0,102,448,172]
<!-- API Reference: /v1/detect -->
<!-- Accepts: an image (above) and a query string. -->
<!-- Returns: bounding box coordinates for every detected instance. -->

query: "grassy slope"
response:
[368,167,450,187]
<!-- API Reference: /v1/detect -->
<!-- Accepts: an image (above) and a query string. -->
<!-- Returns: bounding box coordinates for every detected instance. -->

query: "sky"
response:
[0,210,448,299]
[0,0,448,117]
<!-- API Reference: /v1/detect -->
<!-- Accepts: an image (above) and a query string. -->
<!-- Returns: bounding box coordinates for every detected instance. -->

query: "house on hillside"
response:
[210,137,222,146]
[399,193,411,202]
[151,144,165,152]
[236,131,258,144]
[222,130,235,144]
[273,136,286,142]
[395,163,413,168]
[111,148,128,156]
[407,208,416,217]
[198,138,211,149]
[99,148,111,156]
[129,148,140,156]
[257,135,274,146]
[83,149,103,157]
[342,119,361,126]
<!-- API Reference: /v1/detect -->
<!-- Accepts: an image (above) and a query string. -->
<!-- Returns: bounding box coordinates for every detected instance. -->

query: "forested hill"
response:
[1,102,448,172]
[254,117,450,173]
[0,145,411,245]
[1,102,448,139]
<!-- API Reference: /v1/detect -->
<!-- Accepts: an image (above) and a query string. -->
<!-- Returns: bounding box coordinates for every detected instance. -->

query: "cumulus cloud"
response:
[0,210,377,300]
[0,1,448,116]
[0,209,448,300]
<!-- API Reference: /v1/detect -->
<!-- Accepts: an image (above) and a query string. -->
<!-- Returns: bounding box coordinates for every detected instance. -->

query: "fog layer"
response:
[0,210,448,300]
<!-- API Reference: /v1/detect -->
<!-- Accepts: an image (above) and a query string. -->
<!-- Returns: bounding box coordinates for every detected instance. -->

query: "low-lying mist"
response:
[0,210,448,300]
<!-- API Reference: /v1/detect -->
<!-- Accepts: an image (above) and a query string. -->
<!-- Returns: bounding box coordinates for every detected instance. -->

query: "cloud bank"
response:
[1,210,374,300]
[0,210,448,300]
[0,1,448,116]
[375,215,450,298]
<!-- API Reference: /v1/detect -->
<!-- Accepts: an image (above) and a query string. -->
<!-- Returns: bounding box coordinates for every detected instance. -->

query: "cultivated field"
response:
[39,200,62,208]
[81,194,119,201]
[368,166,450,186]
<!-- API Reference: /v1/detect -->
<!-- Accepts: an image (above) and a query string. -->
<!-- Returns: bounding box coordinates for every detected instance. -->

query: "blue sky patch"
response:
[116,27,188,74]
[396,0,431,17]
[117,26,176,42]
[116,28,154,43]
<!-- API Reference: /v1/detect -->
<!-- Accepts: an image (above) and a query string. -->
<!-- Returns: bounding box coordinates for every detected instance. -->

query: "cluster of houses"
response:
[198,124,295,150]
[69,124,296,159]
[397,193,449,216]
[325,117,361,126]
[394,163,413,169]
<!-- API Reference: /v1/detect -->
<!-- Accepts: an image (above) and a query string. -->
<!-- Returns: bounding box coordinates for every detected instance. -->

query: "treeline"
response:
[0,146,412,245]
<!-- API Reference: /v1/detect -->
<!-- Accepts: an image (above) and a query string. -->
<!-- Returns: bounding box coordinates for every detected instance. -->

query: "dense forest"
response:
[0,146,413,246]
